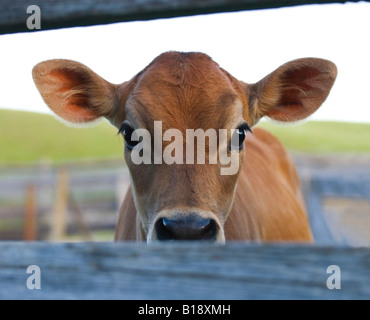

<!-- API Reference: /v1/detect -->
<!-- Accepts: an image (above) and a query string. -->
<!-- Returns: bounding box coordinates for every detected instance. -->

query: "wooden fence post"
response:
[50,168,69,241]
[69,194,93,241]
[24,184,37,241]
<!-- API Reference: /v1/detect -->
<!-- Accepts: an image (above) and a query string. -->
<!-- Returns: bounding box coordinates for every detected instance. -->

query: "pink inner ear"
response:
[33,59,116,124]
[47,69,100,123]
[65,104,99,123]
[49,69,84,93]
[266,65,330,122]
[282,66,322,92]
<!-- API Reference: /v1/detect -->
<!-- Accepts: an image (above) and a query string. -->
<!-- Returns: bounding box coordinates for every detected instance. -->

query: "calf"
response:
[33,52,337,243]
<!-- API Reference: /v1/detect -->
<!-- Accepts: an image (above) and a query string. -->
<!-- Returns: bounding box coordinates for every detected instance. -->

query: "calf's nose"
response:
[155,214,218,241]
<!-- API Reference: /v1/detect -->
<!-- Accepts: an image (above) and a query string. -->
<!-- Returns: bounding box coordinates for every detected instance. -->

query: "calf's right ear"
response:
[32,59,119,124]
[247,58,337,124]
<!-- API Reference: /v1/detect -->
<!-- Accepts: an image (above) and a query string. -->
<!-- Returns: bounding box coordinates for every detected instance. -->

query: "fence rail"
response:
[0,0,369,35]
[301,167,370,245]
[0,242,369,300]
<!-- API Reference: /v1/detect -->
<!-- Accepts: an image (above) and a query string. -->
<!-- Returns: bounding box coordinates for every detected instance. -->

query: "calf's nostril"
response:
[202,219,217,239]
[155,217,174,241]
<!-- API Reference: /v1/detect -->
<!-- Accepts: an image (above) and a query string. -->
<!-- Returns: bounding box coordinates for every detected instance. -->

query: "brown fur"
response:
[32,51,337,243]
[115,128,312,242]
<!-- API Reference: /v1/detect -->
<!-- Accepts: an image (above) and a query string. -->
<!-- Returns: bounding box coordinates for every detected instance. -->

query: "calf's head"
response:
[33,52,337,242]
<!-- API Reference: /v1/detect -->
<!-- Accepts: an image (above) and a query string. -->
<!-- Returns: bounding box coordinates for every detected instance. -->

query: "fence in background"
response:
[1,156,369,245]
[302,166,370,246]
[0,161,130,241]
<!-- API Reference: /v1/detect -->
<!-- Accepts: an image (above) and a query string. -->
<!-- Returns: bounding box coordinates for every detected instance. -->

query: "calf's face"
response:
[33,52,337,242]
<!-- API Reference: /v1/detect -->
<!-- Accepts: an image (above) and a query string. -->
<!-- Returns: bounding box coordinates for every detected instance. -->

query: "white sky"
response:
[0,2,370,123]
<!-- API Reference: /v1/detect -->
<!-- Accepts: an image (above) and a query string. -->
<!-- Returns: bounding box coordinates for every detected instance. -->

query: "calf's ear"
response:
[32,59,118,124]
[247,58,337,124]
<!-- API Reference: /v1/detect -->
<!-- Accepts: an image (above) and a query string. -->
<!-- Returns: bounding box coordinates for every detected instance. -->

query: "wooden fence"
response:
[0,163,128,241]
[0,0,369,35]
[301,166,370,245]
[0,242,369,300]
[1,161,369,244]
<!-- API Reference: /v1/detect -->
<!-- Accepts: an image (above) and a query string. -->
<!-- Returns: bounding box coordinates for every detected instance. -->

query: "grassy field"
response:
[0,109,370,165]
[258,120,370,154]
[0,109,122,165]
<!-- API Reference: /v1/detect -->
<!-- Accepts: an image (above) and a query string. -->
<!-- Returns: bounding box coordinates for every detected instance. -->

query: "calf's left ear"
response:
[32,59,119,124]
[247,58,337,124]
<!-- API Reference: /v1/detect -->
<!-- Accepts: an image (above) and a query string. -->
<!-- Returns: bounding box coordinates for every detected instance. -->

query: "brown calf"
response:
[33,52,337,243]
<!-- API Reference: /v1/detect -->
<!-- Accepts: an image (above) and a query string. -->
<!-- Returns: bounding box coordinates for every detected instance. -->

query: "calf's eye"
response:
[118,121,140,151]
[230,122,252,151]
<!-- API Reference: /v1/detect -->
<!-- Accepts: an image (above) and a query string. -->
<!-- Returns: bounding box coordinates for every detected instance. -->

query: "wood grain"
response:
[0,242,369,300]
[0,0,367,35]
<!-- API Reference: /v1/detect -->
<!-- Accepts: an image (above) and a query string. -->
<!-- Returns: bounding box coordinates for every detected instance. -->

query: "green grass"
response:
[0,109,123,165]
[1,109,370,165]
[63,230,115,242]
[257,120,370,154]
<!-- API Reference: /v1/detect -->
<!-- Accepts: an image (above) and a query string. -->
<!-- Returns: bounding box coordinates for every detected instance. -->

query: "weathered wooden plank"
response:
[23,185,37,241]
[300,169,370,244]
[0,242,369,300]
[0,0,368,35]
[305,188,336,244]
[311,171,370,199]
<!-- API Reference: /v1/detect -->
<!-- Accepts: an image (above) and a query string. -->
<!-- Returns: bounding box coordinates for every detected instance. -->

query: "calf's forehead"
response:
[124,52,246,130]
